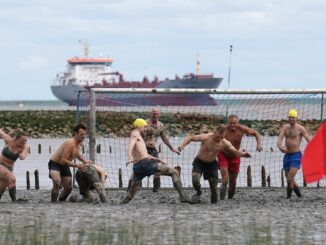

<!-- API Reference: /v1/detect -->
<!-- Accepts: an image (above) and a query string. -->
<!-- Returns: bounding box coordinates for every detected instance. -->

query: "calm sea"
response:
[0,100,71,111]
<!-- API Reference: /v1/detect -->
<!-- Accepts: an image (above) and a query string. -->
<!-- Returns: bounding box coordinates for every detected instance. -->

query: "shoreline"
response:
[0,110,323,138]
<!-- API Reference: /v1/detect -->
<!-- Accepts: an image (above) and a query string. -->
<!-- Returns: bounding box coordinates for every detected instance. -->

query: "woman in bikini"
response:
[0,128,28,201]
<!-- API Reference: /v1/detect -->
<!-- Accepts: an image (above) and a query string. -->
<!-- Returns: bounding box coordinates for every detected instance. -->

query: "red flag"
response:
[302,123,326,183]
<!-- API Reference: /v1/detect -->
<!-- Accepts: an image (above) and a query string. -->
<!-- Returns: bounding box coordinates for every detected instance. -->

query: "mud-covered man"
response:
[217,114,263,200]
[143,108,180,192]
[178,125,251,204]
[75,163,108,203]
[277,109,311,198]
[121,118,190,204]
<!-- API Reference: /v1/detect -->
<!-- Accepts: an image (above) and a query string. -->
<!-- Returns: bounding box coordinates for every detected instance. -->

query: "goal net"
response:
[76,88,326,189]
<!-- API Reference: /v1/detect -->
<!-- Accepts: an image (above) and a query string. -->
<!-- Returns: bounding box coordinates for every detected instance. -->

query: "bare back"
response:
[51,139,81,165]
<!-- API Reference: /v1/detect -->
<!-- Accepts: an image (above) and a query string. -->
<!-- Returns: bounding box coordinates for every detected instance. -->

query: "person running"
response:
[178,125,251,204]
[48,123,91,202]
[217,114,263,200]
[277,109,311,198]
[0,128,28,202]
[144,108,180,192]
[121,118,190,204]
[75,163,108,203]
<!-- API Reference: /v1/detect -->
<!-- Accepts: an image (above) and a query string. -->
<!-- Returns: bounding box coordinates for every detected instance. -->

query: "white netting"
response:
[77,89,326,188]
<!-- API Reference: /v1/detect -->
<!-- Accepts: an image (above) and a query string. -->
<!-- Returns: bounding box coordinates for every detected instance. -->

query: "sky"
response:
[0,0,325,100]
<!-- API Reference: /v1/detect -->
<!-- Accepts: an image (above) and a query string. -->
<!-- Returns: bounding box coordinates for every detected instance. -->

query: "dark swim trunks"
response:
[283,151,302,171]
[146,146,159,158]
[48,160,72,179]
[132,158,159,181]
[192,157,219,180]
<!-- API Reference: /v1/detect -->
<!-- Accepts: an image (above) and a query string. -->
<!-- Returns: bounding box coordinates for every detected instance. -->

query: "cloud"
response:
[18,56,48,70]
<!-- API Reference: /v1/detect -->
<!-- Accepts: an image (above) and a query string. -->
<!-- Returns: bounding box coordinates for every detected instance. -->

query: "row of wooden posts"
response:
[116,165,312,188]
[26,170,40,190]
[30,144,110,154]
[26,165,315,189]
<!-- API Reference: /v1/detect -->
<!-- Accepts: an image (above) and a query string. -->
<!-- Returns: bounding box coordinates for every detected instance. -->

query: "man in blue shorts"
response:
[120,118,190,204]
[277,109,311,198]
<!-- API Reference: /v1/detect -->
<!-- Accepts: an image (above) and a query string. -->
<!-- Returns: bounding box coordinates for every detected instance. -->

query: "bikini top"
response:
[2,146,20,161]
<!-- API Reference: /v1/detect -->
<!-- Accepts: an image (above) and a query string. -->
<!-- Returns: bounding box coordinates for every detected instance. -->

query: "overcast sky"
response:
[0,0,325,100]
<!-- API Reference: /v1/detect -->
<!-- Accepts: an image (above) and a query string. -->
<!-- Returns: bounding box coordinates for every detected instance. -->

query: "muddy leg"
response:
[219,167,229,200]
[153,174,161,192]
[8,187,16,202]
[94,182,108,203]
[208,177,218,204]
[228,171,238,199]
[121,180,141,204]
[59,177,72,202]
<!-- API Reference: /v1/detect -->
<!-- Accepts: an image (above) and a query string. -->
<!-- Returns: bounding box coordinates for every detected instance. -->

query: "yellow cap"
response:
[133,118,147,128]
[288,109,298,118]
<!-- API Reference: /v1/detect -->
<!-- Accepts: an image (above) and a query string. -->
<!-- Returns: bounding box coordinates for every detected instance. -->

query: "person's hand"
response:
[256,145,263,152]
[126,159,135,166]
[278,146,288,154]
[177,146,183,152]
[78,164,87,172]
[171,147,181,155]
[242,152,251,158]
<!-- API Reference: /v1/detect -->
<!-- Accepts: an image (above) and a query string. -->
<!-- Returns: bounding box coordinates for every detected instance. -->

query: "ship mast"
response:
[79,39,89,58]
[196,52,201,74]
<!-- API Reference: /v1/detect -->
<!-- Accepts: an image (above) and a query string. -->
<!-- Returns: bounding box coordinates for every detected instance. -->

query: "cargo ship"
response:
[51,42,223,106]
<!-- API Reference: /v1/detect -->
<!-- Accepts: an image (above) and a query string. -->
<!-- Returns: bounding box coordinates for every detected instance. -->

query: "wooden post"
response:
[317,181,320,188]
[34,169,40,190]
[82,145,85,154]
[118,168,123,188]
[247,166,252,187]
[28,146,31,154]
[96,144,101,153]
[109,146,112,153]
[89,89,96,162]
[26,171,30,190]
[158,144,162,153]
[303,176,307,187]
[49,145,51,154]
[281,169,284,188]
[38,144,41,154]
[261,166,266,187]
[267,175,271,187]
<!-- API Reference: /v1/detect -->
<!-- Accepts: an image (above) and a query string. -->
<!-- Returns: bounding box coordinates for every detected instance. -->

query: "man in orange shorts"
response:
[218,114,263,200]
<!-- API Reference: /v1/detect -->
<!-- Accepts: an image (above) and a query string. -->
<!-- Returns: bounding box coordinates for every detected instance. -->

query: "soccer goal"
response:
[76,88,326,189]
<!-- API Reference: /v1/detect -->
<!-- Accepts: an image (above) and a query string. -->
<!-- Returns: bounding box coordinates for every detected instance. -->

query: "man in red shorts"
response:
[218,115,263,200]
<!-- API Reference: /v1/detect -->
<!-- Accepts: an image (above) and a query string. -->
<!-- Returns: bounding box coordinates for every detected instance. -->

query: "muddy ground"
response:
[1,187,326,244]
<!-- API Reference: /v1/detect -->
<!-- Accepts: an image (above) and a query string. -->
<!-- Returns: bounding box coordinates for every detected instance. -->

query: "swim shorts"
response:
[217,151,241,173]
[133,158,159,181]
[283,151,302,171]
[192,157,218,180]
[48,160,72,178]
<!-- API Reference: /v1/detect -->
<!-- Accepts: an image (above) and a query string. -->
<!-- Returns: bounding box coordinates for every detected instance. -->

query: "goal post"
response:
[78,88,326,189]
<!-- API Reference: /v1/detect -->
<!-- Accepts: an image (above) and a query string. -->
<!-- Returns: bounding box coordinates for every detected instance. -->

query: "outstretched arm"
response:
[241,125,263,152]
[178,134,206,152]
[223,139,251,158]
[160,131,180,154]
[0,128,13,144]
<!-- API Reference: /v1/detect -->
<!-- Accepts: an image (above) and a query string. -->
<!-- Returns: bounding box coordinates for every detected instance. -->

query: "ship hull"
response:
[51,78,222,106]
